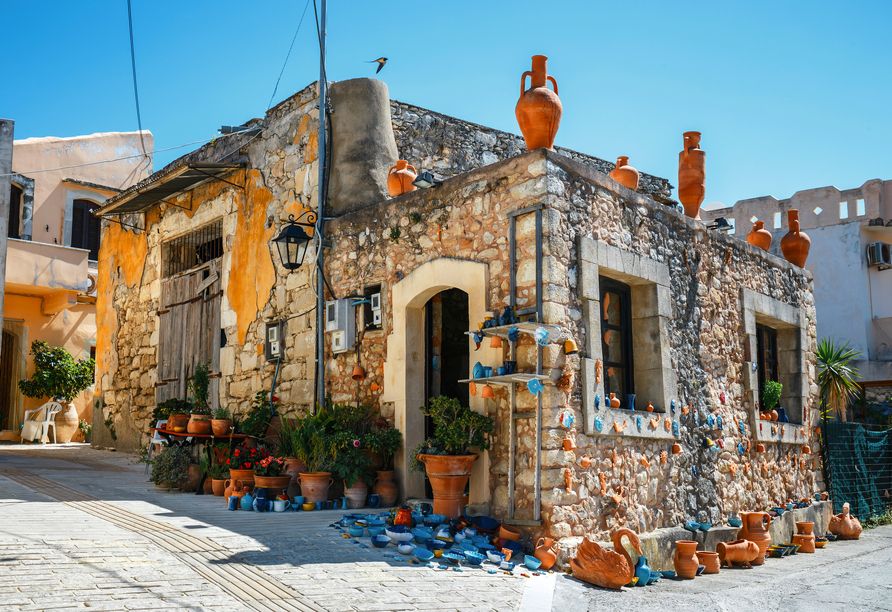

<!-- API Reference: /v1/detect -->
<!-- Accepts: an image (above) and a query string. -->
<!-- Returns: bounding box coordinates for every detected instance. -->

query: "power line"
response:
[267,0,313,111]
[126,0,148,158]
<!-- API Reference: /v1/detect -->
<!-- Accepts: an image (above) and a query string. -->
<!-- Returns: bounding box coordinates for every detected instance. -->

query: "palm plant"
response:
[816,339,862,423]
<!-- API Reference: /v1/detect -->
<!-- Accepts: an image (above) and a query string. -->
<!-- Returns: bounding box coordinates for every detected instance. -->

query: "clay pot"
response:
[387,160,418,197]
[351,365,366,381]
[297,472,333,504]
[187,415,212,435]
[417,454,477,519]
[224,478,243,499]
[228,468,255,489]
[254,475,292,496]
[716,539,760,568]
[746,220,772,251]
[563,435,577,451]
[373,470,399,507]
[181,464,203,492]
[53,402,79,443]
[534,537,557,570]
[793,521,816,553]
[769,410,779,422]
[738,512,772,565]
[282,458,306,500]
[167,414,189,431]
[645,401,654,412]
[344,480,369,509]
[515,55,562,151]
[829,502,863,540]
[609,393,621,409]
[211,419,233,436]
[672,443,682,455]
[211,479,226,497]
[780,209,811,267]
[608,156,639,191]
[674,540,699,579]
[499,524,522,542]
[697,551,720,574]
[678,131,706,219]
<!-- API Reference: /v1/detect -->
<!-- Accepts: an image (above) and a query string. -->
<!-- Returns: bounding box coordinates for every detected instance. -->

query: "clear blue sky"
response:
[3,0,890,207]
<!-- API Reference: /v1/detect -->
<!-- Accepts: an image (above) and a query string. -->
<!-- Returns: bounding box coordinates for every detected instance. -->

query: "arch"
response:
[382,257,502,504]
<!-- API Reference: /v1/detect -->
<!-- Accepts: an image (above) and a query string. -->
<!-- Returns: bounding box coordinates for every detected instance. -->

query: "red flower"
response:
[353,439,360,448]
[245,463,252,468]
[272,396,279,402]
[234,450,240,457]
[226,459,230,465]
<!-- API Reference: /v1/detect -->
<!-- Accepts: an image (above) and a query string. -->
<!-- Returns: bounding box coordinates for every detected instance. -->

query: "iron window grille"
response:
[162,220,224,277]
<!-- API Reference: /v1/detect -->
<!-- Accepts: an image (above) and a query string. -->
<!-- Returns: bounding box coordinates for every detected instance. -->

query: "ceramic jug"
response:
[240,492,255,511]
[781,209,811,267]
[608,156,640,191]
[634,554,651,586]
[515,55,562,151]
[738,512,771,565]
[674,540,699,579]
[387,160,418,197]
[678,131,706,219]
[534,538,557,570]
[746,220,772,251]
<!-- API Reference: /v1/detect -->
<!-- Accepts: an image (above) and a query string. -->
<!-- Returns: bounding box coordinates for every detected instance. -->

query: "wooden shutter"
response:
[72,200,100,259]
[71,201,87,249]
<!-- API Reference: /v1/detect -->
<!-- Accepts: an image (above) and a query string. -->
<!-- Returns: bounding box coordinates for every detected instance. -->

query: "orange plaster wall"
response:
[226,169,276,345]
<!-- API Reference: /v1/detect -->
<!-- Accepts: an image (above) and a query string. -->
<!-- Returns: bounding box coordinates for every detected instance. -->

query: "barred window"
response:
[162,220,223,277]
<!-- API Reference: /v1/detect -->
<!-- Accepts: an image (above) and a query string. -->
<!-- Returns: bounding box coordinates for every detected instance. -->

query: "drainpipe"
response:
[314,0,328,412]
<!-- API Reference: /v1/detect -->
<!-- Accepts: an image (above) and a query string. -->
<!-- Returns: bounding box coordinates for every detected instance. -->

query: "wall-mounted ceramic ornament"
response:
[738,420,745,435]
[683,403,691,415]
[672,421,680,436]
[613,420,626,433]
[470,382,477,396]
[594,416,604,432]
[559,411,575,428]
[534,326,550,346]
[692,466,699,478]
[717,439,725,449]
[628,394,636,411]
[671,399,676,414]
[729,462,737,474]
[717,415,723,430]
[694,408,699,424]
[527,378,544,395]
[595,395,601,409]
[660,450,667,464]
[508,326,520,342]
[711,445,720,453]
[650,418,659,430]
[636,415,642,431]
[664,418,672,432]
[720,391,726,404]
[707,414,715,427]
[737,442,745,455]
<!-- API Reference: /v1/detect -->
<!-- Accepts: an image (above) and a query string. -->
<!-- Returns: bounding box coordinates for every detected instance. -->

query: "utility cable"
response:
[126,0,148,158]
[267,0,313,110]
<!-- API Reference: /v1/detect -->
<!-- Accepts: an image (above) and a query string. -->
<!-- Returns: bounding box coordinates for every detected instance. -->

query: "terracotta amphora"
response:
[372,470,399,507]
[608,156,639,191]
[344,480,369,510]
[534,537,558,570]
[678,131,706,219]
[738,512,772,565]
[792,521,816,553]
[387,160,418,197]
[746,220,772,251]
[674,540,699,579]
[716,539,759,568]
[223,478,242,499]
[829,502,863,540]
[515,55,562,151]
[609,393,621,409]
[296,472,333,503]
[780,209,811,267]
[228,469,254,490]
[697,551,720,574]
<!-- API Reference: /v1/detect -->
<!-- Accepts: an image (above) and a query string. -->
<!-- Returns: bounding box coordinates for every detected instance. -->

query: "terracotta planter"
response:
[793,521,816,553]
[228,469,255,489]
[202,478,214,495]
[211,419,233,436]
[344,480,368,509]
[224,478,244,498]
[678,131,706,220]
[254,475,292,496]
[716,539,759,568]
[674,540,699,579]
[746,220,772,251]
[282,458,306,500]
[187,415,212,435]
[515,55,562,151]
[738,512,772,565]
[829,502,862,540]
[418,454,478,519]
[53,402,79,443]
[297,472,333,503]
[697,551,720,574]
[780,209,811,267]
[387,160,418,197]
[373,470,399,507]
[534,537,557,570]
[181,464,202,492]
[608,156,639,191]
[167,413,189,431]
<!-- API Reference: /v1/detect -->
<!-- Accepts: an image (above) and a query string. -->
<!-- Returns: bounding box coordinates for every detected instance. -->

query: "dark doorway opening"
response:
[0,330,15,430]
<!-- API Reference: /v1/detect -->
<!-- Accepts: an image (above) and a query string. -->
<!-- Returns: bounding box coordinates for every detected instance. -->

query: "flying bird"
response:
[367,57,388,74]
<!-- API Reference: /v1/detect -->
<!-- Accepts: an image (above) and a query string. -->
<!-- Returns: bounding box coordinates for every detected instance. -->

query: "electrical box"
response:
[867,242,892,270]
[370,292,382,326]
[325,298,355,353]
[264,321,284,361]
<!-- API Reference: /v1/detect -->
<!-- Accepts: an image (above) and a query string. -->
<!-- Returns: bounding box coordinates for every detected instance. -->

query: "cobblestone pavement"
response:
[0,445,526,612]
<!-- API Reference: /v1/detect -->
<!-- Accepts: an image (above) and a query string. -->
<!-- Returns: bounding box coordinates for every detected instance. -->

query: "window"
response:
[756,322,778,406]
[600,277,634,408]
[8,184,21,239]
[162,220,223,277]
[71,199,101,260]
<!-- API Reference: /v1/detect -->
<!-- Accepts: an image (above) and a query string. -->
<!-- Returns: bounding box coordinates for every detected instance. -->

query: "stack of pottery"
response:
[738,511,772,565]
[674,541,699,579]
[792,521,816,553]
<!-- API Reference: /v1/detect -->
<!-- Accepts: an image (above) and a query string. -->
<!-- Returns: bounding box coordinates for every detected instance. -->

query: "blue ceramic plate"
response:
[486,550,506,564]
[660,570,676,579]
[414,548,434,562]
[443,553,464,565]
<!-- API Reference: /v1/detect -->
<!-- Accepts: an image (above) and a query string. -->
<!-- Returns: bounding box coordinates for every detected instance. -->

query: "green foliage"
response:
[189,360,212,415]
[419,396,493,455]
[389,227,401,243]
[78,419,92,435]
[291,408,334,473]
[408,439,447,473]
[410,212,422,224]
[18,341,95,402]
[239,391,273,437]
[863,505,892,529]
[330,431,372,488]
[200,451,228,480]
[254,454,287,477]
[328,403,378,437]
[153,398,193,423]
[104,413,117,441]
[817,338,862,422]
[277,416,302,459]
[213,406,231,420]
[762,380,783,412]
[364,427,402,470]
[147,445,192,491]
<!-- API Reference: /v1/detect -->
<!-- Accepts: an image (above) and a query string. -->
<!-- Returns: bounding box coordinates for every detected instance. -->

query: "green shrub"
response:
[762,380,783,412]
[419,396,493,455]
[364,427,402,470]
[18,341,95,402]
[189,360,212,415]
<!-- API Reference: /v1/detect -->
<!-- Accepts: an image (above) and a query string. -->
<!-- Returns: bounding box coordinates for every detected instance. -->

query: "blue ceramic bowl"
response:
[398,543,416,555]
[368,527,385,537]
[699,522,712,532]
[685,521,701,531]
[486,550,506,564]
[729,518,743,528]
[348,526,365,537]
[463,528,478,538]
[471,535,489,547]
[524,555,542,570]
[371,535,391,548]
[424,514,447,527]
[412,529,431,544]
[385,525,414,542]
[501,539,525,556]
[426,539,453,552]
[367,519,386,528]
[414,548,434,562]
[660,570,676,579]
[443,553,464,565]
[815,493,822,501]
[471,515,500,534]
[464,551,486,566]
[477,543,495,552]
[772,507,786,515]
[500,561,515,571]
[459,542,479,553]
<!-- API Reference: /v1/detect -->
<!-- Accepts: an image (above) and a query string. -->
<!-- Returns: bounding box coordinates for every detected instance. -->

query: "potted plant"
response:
[187,361,213,434]
[817,339,862,424]
[78,419,92,445]
[253,453,292,494]
[200,451,229,496]
[227,446,260,489]
[277,417,307,500]
[156,398,192,432]
[366,426,403,507]
[331,432,373,509]
[762,380,783,422]
[144,444,195,491]
[240,391,274,442]
[18,341,95,443]
[293,410,335,503]
[211,406,233,436]
[410,396,494,519]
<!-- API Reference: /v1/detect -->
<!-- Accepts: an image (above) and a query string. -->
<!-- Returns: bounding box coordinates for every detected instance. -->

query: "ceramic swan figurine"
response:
[570,528,642,589]
[829,502,863,540]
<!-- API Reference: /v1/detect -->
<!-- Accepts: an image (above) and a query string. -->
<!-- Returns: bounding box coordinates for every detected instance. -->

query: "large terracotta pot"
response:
[53,402,79,443]
[373,470,399,507]
[780,209,811,267]
[738,511,772,565]
[697,551,720,574]
[793,521,816,553]
[674,540,699,579]
[716,539,759,568]
[181,464,202,492]
[211,419,233,436]
[515,55,562,151]
[282,458,306,501]
[187,414,212,435]
[678,131,706,220]
[534,537,557,570]
[344,480,368,509]
[297,472,333,503]
[228,469,255,489]
[254,475,292,496]
[417,454,478,519]
[608,156,639,191]
[167,413,189,431]
[387,160,418,197]
[746,220,772,251]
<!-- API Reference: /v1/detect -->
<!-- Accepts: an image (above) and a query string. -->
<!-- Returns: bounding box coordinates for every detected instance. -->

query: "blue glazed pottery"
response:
[671,399,676,414]
[777,408,789,423]
[340,496,348,509]
[716,415,723,429]
[459,542,479,553]
[371,535,391,548]
[348,525,365,537]
[628,394,636,411]
[424,514,446,527]
[385,525,413,542]
[500,561,515,571]
[483,366,493,378]
[227,496,239,511]
[814,493,821,501]
[367,494,380,509]
[368,527,385,537]
[414,548,434,562]
[293,496,306,507]
[534,327,550,346]
[425,539,452,552]
[508,327,520,343]
[692,466,699,478]
[672,421,680,436]
[729,518,742,528]
[636,415,642,431]
[398,543,415,555]
[412,529,431,543]
[443,553,464,565]
[486,550,506,564]
[527,378,544,395]
[660,570,676,579]
[772,506,786,515]
[634,554,651,587]
[477,542,495,552]
[737,442,746,455]
[496,366,507,376]
[523,555,542,570]
[240,493,254,511]
[699,522,712,532]
[647,573,660,585]
[473,362,485,379]
[503,360,517,374]
[685,521,701,531]
[471,535,489,546]
[707,414,715,427]
[595,395,601,409]
[315,501,322,510]
[594,417,604,432]
[465,551,486,566]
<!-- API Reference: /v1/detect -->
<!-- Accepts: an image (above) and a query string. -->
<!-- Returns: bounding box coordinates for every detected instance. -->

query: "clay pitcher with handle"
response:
[515,55,562,151]
[534,537,557,570]
[678,131,706,219]
[387,160,418,197]
[674,540,699,579]
[738,511,772,565]
[780,209,811,267]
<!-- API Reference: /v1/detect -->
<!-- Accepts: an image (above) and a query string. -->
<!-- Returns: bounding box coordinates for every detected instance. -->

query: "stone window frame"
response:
[741,288,809,443]
[578,236,678,440]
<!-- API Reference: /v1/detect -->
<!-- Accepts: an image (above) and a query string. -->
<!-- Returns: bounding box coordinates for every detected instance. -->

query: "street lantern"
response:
[273,211,316,270]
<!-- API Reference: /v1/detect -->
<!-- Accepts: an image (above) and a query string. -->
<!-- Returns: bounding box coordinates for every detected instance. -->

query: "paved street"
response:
[2,444,891,612]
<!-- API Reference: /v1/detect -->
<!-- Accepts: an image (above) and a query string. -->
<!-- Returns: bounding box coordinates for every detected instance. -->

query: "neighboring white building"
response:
[703,179,892,418]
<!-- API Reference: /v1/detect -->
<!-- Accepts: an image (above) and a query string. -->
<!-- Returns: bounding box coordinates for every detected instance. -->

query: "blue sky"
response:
[2,0,889,207]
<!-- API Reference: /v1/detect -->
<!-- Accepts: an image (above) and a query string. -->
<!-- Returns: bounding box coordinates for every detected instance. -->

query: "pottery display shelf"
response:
[151,428,253,496]
[750,417,808,445]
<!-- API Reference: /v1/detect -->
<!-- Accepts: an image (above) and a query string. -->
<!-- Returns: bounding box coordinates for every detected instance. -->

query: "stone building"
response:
[95,77,821,543]
[703,180,892,419]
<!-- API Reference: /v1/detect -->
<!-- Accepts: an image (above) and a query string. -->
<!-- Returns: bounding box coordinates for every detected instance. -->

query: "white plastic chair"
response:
[20,401,63,444]
[145,420,169,474]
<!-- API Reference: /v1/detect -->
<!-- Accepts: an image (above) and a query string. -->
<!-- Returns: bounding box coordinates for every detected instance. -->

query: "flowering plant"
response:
[254,455,287,477]
[227,447,263,471]
[330,431,372,489]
